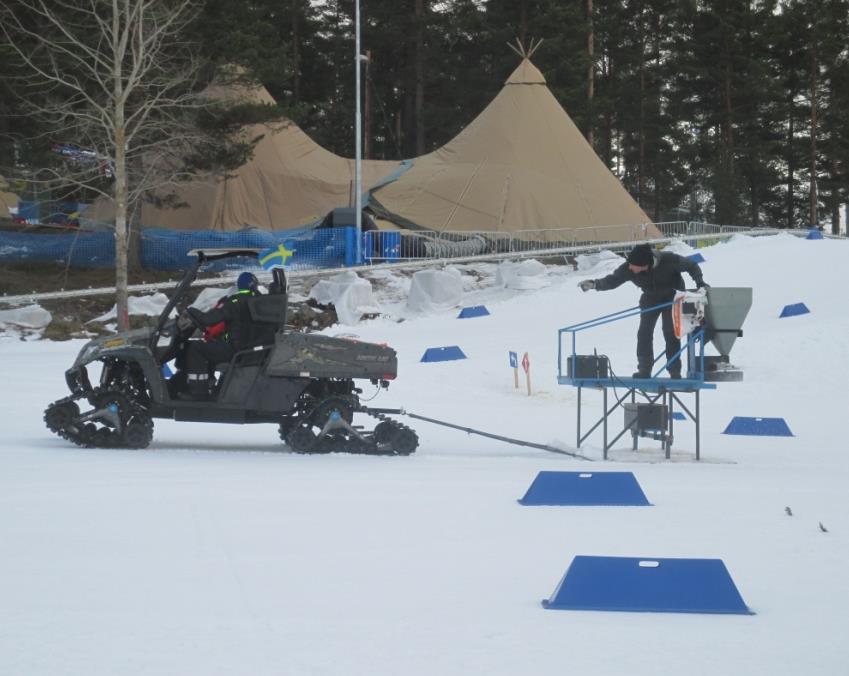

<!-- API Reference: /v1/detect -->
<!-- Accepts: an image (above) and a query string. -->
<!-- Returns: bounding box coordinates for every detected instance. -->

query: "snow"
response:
[308,270,380,325]
[89,292,173,323]
[0,303,51,331]
[1,233,848,675]
[405,267,463,313]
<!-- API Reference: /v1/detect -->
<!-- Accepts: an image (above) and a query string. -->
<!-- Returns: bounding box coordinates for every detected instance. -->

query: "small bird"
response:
[785,506,793,516]
[819,522,828,533]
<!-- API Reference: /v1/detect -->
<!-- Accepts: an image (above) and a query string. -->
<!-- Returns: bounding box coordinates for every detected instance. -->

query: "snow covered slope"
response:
[1,233,847,675]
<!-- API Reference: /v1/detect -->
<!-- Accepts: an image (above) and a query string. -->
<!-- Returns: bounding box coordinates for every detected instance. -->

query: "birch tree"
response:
[0,0,207,331]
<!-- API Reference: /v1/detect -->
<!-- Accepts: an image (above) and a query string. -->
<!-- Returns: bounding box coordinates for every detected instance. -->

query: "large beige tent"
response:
[86,81,400,231]
[369,59,657,242]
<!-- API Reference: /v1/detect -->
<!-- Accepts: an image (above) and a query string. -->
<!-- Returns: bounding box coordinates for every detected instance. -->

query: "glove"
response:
[176,310,194,332]
[578,279,596,292]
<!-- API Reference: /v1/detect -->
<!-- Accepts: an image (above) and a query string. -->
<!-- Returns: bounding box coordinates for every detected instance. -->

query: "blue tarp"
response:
[543,555,753,614]
[140,227,349,270]
[0,229,115,267]
[420,346,467,362]
[518,471,651,506]
[722,416,793,436]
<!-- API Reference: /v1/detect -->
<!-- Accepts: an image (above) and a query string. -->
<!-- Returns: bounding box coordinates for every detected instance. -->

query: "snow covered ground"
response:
[1,233,847,675]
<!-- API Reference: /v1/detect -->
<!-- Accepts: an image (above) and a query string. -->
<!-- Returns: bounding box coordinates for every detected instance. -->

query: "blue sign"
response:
[509,351,518,368]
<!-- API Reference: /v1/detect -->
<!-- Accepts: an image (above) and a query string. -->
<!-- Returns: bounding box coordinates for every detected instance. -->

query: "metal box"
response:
[624,402,667,432]
[566,355,609,379]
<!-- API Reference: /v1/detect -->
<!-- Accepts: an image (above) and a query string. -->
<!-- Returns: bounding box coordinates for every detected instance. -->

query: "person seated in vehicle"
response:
[176,271,275,399]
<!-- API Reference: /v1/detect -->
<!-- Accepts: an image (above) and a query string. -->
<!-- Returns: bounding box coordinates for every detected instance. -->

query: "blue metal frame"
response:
[557,300,716,391]
[556,302,718,460]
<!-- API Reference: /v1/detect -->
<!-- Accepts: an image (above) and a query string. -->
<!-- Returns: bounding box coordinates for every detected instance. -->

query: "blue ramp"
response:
[806,229,824,240]
[723,416,793,436]
[687,252,706,263]
[458,305,490,318]
[420,345,467,362]
[779,302,810,318]
[518,471,650,506]
[543,555,753,615]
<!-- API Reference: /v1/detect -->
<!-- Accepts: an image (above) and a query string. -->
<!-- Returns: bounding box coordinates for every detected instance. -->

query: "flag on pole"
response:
[258,243,296,270]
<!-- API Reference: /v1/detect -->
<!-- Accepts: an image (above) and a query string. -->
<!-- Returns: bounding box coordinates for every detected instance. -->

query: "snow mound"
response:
[0,304,52,329]
[89,293,171,323]
[406,268,463,313]
[573,249,622,274]
[309,271,379,325]
[495,259,550,290]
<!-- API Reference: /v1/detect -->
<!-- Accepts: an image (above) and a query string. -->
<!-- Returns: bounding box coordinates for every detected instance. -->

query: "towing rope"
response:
[403,412,593,461]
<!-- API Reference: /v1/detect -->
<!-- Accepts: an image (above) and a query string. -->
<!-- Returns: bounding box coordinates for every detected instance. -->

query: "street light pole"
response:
[354,0,362,265]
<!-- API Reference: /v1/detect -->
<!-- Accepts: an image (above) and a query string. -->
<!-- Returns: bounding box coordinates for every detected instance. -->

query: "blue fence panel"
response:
[0,229,115,267]
[139,226,349,271]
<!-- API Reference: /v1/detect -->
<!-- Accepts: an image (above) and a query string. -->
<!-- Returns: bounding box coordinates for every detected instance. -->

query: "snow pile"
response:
[573,248,622,273]
[309,271,379,325]
[495,258,550,290]
[0,303,51,330]
[89,292,172,324]
[405,268,463,314]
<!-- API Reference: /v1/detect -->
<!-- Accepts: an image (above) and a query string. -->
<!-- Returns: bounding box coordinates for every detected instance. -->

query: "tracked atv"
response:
[44,249,418,455]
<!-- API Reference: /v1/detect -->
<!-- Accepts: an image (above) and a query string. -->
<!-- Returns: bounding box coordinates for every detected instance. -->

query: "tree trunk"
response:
[114,120,129,333]
[787,93,795,228]
[809,37,818,227]
[292,0,301,105]
[637,2,645,206]
[414,0,426,156]
[586,0,594,146]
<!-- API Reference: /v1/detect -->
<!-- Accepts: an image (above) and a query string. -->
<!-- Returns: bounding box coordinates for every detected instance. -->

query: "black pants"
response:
[637,305,681,375]
[186,339,234,376]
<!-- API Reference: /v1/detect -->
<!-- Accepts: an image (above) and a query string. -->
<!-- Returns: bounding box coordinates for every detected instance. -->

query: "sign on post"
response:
[509,351,519,389]
[522,352,531,396]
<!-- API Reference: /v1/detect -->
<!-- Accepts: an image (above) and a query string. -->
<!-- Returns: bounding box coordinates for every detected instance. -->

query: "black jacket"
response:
[594,251,705,307]
[189,290,276,351]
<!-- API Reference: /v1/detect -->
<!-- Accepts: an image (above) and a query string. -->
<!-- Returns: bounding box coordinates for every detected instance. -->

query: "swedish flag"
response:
[259,243,296,270]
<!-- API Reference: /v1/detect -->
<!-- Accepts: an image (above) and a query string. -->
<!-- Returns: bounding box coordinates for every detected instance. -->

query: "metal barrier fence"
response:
[360,221,769,264]
[0,220,837,271]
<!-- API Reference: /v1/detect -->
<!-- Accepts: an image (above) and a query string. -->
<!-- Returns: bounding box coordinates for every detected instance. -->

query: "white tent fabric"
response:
[370,59,658,242]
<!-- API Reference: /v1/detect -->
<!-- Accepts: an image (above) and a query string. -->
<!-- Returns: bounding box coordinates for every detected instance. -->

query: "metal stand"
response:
[575,380,704,460]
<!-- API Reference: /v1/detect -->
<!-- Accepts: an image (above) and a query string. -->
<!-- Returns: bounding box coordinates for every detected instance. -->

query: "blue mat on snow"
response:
[779,302,810,318]
[457,305,490,319]
[518,471,650,506]
[542,555,753,614]
[420,345,466,362]
[722,417,793,436]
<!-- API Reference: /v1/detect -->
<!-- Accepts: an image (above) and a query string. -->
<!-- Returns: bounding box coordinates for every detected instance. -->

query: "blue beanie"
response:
[237,271,258,291]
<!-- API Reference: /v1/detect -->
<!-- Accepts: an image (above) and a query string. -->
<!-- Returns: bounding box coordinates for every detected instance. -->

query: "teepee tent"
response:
[85,80,401,232]
[369,58,658,242]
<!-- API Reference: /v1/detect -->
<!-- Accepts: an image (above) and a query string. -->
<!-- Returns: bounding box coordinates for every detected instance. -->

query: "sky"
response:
[0,231,847,676]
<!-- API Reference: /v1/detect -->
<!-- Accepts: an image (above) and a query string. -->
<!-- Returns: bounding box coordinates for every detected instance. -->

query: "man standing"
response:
[578,244,708,379]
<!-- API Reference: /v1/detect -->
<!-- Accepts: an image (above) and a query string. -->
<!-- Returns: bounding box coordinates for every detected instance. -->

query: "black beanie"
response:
[627,244,653,266]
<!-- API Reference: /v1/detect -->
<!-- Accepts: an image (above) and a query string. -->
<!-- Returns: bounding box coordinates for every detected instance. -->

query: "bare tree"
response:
[0,0,207,331]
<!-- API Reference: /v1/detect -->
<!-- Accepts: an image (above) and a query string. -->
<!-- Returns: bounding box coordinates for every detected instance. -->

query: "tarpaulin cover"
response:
[543,555,753,614]
[519,471,651,506]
